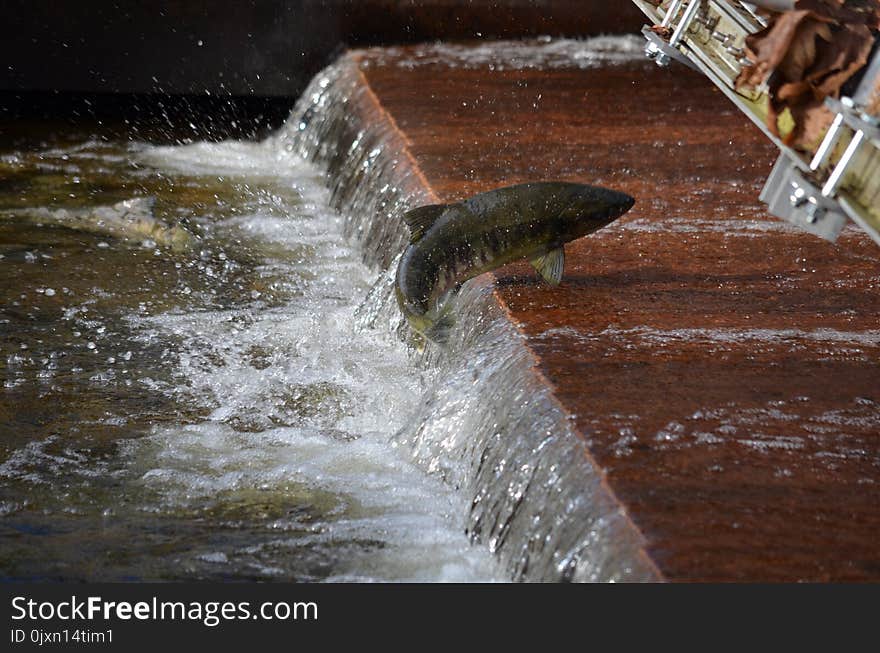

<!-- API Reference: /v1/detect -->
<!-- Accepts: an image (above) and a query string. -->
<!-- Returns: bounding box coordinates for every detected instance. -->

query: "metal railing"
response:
[633,0,880,245]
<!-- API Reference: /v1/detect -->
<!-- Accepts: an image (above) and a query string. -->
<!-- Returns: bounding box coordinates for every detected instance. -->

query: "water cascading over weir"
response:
[271,54,661,582]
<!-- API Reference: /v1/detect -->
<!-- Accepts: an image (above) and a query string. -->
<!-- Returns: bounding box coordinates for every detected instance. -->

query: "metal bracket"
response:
[760,155,849,241]
[634,0,879,245]
[642,25,700,70]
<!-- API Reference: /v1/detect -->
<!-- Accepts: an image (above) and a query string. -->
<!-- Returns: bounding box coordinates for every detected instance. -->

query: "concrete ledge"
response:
[291,42,880,581]
[280,52,662,581]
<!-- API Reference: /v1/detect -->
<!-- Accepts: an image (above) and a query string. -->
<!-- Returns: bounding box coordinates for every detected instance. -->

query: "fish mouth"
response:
[581,187,635,223]
[554,186,635,234]
[599,187,635,217]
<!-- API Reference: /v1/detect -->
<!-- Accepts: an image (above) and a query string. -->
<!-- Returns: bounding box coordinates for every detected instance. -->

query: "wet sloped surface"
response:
[349,40,880,581]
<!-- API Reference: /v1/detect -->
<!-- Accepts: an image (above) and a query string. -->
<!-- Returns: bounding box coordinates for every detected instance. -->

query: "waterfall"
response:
[272,55,659,582]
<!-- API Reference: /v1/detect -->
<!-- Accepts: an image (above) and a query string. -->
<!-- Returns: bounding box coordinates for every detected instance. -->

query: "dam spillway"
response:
[278,37,880,582]
[2,34,879,583]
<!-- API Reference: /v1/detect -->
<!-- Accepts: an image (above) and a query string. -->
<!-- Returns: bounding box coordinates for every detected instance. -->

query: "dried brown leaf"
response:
[777,19,833,81]
[787,99,836,146]
[650,24,674,40]
[808,23,875,96]
[737,11,823,89]
[735,0,879,147]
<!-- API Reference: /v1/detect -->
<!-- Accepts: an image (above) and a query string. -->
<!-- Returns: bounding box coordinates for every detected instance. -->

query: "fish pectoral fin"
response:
[531,247,565,286]
[402,203,447,243]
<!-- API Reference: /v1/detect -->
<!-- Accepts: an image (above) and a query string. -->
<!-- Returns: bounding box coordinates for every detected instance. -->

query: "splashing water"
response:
[0,127,500,581]
[270,40,659,582]
[2,37,657,582]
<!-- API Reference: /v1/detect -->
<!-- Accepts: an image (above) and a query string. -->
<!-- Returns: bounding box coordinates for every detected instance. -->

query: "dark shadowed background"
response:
[1,1,643,96]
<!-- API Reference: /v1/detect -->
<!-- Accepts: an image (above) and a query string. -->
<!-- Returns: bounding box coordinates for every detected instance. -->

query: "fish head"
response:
[557,184,635,239]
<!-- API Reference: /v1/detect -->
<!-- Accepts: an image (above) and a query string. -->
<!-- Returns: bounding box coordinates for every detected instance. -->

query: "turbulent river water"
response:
[0,127,504,581]
[2,37,660,583]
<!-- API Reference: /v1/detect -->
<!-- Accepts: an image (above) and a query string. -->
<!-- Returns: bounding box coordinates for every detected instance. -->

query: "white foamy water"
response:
[0,134,500,581]
[365,35,646,70]
[128,140,503,581]
[538,325,880,358]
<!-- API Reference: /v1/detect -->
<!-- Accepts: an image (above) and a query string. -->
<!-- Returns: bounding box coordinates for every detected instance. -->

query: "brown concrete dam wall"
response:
[282,38,880,582]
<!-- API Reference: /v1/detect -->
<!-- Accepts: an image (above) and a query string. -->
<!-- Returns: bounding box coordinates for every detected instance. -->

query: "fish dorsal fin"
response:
[531,247,565,286]
[403,203,447,243]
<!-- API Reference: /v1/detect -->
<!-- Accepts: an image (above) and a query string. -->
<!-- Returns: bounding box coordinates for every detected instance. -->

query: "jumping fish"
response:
[395,181,634,343]
[8,197,194,251]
